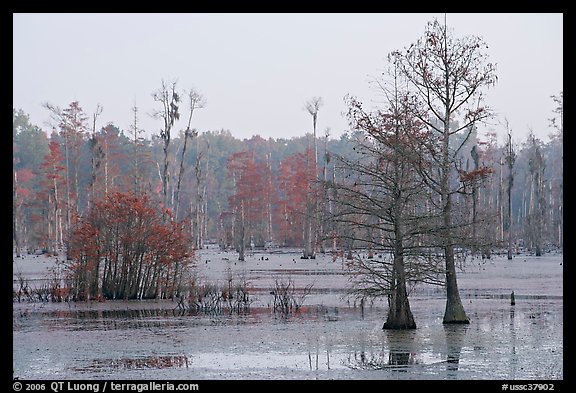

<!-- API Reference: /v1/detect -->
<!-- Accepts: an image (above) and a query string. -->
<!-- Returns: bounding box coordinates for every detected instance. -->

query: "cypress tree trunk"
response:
[383,251,416,329]
[384,199,415,329]
[443,242,469,324]
[442,147,469,324]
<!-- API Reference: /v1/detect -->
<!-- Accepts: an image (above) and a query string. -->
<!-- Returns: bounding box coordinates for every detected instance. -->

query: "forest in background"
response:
[13,92,562,258]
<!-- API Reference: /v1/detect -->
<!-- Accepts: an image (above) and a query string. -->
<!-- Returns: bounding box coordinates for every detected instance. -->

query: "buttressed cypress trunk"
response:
[442,130,469,325]
[442,241,469,324]
[383,248,416,329]
[384,177,416,329]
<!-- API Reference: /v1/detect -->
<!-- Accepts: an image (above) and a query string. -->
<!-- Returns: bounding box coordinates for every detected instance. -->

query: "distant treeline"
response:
[13,99,561,257]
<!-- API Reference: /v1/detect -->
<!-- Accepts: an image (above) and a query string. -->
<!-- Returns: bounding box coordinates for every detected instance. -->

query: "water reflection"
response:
[343,329,417,371]
[73,355,190,372]
[387,330,417,369]
[443,324,468,379]
[14,298,562,380]
[509,306,518,378]
[26,306,279,332]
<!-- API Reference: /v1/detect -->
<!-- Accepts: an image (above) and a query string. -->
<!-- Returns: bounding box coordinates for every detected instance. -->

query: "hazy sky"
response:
[13,13,563,144]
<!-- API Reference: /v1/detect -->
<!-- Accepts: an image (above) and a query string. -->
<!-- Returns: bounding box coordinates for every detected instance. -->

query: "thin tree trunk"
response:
[63,131,71,235]
[535,172,544,256]
[52,171,62,252]
[193,150,203,249]
[163,142,170,210]
[266,152,273,245]
[174,129,191,219]
[47,196,53,253]
[131,105,142,194]
[238,202,245,261]
[13,170,21,257]
[331,165,337,252]
[202,145,209,247]
[499,157,504,243]
[507,167,513,260]
[442,128,469,324]
[303,142,312,259]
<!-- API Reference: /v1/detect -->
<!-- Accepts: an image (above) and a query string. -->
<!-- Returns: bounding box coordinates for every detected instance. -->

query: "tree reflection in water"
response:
[444,324,468,379]
[344,330,417,371]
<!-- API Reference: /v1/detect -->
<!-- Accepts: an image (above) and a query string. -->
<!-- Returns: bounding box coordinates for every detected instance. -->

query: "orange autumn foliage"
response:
[67,192,193,301]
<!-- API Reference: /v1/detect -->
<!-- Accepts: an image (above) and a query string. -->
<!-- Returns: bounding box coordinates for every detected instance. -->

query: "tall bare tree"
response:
[391,17,497,324]
[191,138,210,250]
[503,122,516,260]
[303,96,323,259]
[319,126,331,253]
[548,92,562,249]
[152,79,181,211]
[526,131,545,256]
[88,104,103,208]
[174,88,205,220]
[129,103,145,194]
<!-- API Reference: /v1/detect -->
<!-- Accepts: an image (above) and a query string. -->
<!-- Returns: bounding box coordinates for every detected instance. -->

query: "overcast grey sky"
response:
[13,13,563,144]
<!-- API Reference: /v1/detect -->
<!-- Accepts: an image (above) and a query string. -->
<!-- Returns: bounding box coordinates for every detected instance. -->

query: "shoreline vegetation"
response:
[13,246,562,307]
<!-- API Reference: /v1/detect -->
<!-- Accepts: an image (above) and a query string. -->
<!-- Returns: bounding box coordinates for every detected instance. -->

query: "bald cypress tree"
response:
[391,17,497,324]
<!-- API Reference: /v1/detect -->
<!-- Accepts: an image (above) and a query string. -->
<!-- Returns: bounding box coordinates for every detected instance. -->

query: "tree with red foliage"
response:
[38,140,67,254]
[275,150,312,247]
[226,152,272,260]
[67,192,193,301]
[332,82,442,330]
[13,147,35,256]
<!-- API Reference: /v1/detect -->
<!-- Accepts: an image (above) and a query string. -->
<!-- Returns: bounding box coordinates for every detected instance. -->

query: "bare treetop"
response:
[151,79,181,137]
[185,88,207,137]
[390,19,497,136]
[304,96,323,118]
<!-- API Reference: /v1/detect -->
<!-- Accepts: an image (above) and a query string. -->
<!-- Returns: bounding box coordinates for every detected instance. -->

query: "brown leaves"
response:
[457,167,493,186]
[67,191,193,300]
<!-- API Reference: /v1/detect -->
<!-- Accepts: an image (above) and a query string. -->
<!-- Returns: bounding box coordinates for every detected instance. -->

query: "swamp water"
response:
[13,251,563,380]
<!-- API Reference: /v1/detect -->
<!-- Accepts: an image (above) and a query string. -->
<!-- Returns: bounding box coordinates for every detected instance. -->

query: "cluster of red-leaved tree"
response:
[67,192,192,301]
[224,146,319,259]
[275,149,314,247]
